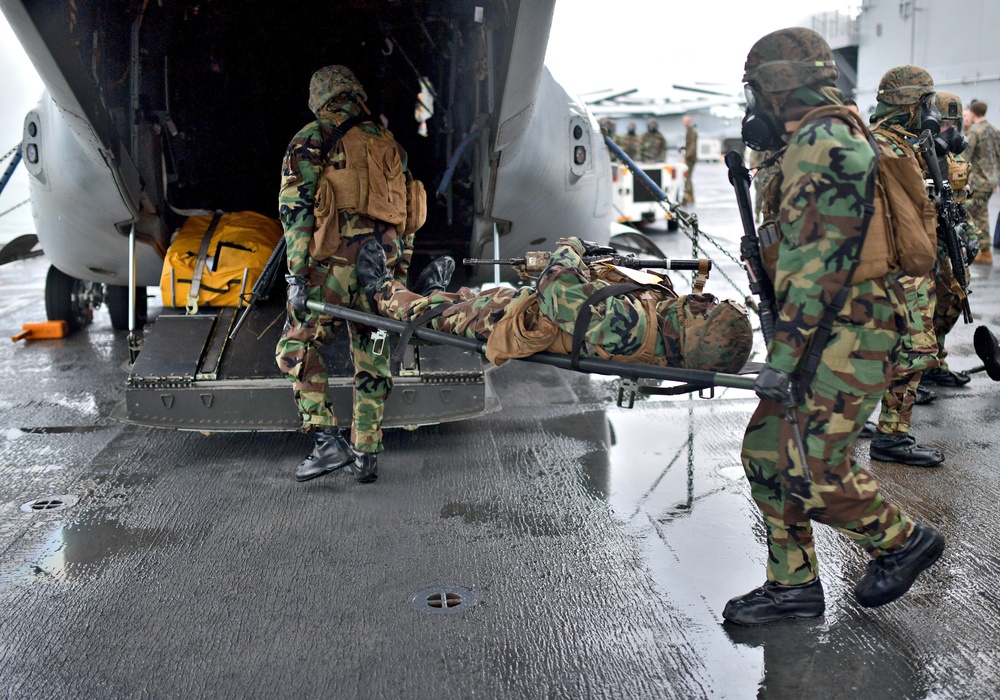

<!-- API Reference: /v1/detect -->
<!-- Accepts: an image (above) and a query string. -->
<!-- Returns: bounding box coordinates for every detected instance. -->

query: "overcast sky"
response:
[1,1,849,237]
[545,0,850,98]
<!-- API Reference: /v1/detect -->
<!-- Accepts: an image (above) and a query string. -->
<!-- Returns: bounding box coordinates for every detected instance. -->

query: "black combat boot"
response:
[855,523,945,608]
[722,578,825,625]
[974,325,1000,380]
[869,433,944,467]
[295,427,355,482]
[858,420,878,438]
[356,239,393,307]
[921,368,971,387]
[347,451,379,483]
[412,256,456,296]
[914,385,937,405]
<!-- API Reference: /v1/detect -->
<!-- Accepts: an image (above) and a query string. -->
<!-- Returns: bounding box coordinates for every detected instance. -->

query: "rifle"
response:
[724,151,778,345]
[464,252,711,274]
[725,150,811,486]
[228,236,288,340]
[918,131,974,323]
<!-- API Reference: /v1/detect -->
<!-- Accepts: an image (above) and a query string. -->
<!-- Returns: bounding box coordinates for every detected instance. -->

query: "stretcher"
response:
[306,300,759,405]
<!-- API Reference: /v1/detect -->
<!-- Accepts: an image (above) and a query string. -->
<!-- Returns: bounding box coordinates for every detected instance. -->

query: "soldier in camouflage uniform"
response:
[275,65,414,484]
[600,118,620,162]
[724,29,944,626]
[639,119,667,162]
[923,91,977,387]
[619,122,641,161]
[866,66,946,467]
[965,100,1000,263]
[354,237,753,374]
[682,115,697,204]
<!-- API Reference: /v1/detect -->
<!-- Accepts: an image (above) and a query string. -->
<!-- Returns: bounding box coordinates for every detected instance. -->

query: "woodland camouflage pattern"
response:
[739,47,914,584]
[683,123,697,203]
[275,99,412,453]
[371,237,752,373]
[639,127,667,163]
[871,82,941,436]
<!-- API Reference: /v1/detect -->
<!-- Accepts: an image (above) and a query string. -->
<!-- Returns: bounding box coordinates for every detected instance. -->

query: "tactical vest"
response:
[311,121,424,259]
[759,105,935,284]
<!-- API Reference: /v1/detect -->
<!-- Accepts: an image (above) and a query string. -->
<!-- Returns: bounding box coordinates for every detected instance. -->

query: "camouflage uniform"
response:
[639,120,667,162]
[739,31,914,588]
[932,92,975,374]
[372,237,752,374]
[683,120,697,204]
[619,122,641,161]
[275,66,413,454]
[965,112,1000,250]
[869,67,941,440]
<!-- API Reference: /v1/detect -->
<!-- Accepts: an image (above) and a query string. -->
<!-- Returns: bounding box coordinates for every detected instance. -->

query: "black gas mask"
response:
[934,123,968,156]
[742,84,785,152]
[918,93,941,136]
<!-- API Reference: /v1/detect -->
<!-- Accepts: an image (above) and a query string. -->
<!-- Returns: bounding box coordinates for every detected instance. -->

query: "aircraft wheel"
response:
[106,285,148,331]
[45,265,103,334]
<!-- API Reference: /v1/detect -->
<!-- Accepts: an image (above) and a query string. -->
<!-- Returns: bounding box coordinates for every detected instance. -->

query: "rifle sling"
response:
[570,282,646,370]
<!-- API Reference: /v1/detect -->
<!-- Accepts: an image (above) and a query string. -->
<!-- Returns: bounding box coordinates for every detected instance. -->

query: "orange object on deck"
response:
[11,320,69,342]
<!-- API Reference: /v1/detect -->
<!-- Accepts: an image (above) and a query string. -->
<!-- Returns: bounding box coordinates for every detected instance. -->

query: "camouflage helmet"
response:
[743,27,838,92]
[936,90,963,121]
[647,118,659,130]
[308,65,367,115]
[876,65,934,105]
[599,118,616,133]
[682,299,753,374]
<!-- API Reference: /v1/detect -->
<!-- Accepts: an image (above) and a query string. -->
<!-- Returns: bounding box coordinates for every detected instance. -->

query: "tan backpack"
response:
[791,106,937,282]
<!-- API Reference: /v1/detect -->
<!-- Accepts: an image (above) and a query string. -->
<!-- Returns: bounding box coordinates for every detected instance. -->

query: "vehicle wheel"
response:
[106,285,148,330]
[45,265,103,334]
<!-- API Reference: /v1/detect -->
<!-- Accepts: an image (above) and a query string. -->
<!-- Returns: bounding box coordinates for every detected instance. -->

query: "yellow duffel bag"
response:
[160,210,283,312]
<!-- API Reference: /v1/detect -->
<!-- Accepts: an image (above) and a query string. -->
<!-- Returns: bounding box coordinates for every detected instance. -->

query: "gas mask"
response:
[934,123,968,156]
[741,84,784,152]
[918,93,942,135]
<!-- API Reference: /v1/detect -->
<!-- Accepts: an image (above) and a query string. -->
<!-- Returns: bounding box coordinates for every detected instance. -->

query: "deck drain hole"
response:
[20,494,79,513]
[411,585,479,614]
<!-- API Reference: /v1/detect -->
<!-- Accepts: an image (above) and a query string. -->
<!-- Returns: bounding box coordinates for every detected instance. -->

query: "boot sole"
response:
[723,606,824,626]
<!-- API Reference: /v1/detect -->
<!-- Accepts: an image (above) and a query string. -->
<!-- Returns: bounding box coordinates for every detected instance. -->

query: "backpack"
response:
[793,106,937,281]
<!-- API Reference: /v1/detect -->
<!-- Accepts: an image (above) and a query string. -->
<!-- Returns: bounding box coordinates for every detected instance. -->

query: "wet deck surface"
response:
[2,162,1000,698]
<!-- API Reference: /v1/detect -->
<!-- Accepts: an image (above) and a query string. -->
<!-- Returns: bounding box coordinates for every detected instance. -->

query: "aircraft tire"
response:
[45,265,101,334]
[106,285,148,331]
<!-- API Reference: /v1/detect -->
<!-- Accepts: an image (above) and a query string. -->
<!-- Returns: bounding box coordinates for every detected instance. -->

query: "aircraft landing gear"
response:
[106,284,148,331]
[44,265,104,333]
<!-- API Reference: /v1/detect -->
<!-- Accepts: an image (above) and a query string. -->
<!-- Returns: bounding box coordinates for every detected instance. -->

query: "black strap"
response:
[390,302,457,364]
[570,282,645,369]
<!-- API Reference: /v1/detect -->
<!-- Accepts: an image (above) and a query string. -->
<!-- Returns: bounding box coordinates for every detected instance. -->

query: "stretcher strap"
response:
[693,258,710,294]
[390,302,457,364]
[570,282,644,369]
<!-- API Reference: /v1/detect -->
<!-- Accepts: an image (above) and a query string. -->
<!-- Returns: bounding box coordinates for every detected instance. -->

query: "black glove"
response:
[754,366,793,405]
[965,235,980,266]
[580,239,616,257]
[285,275,310,313]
